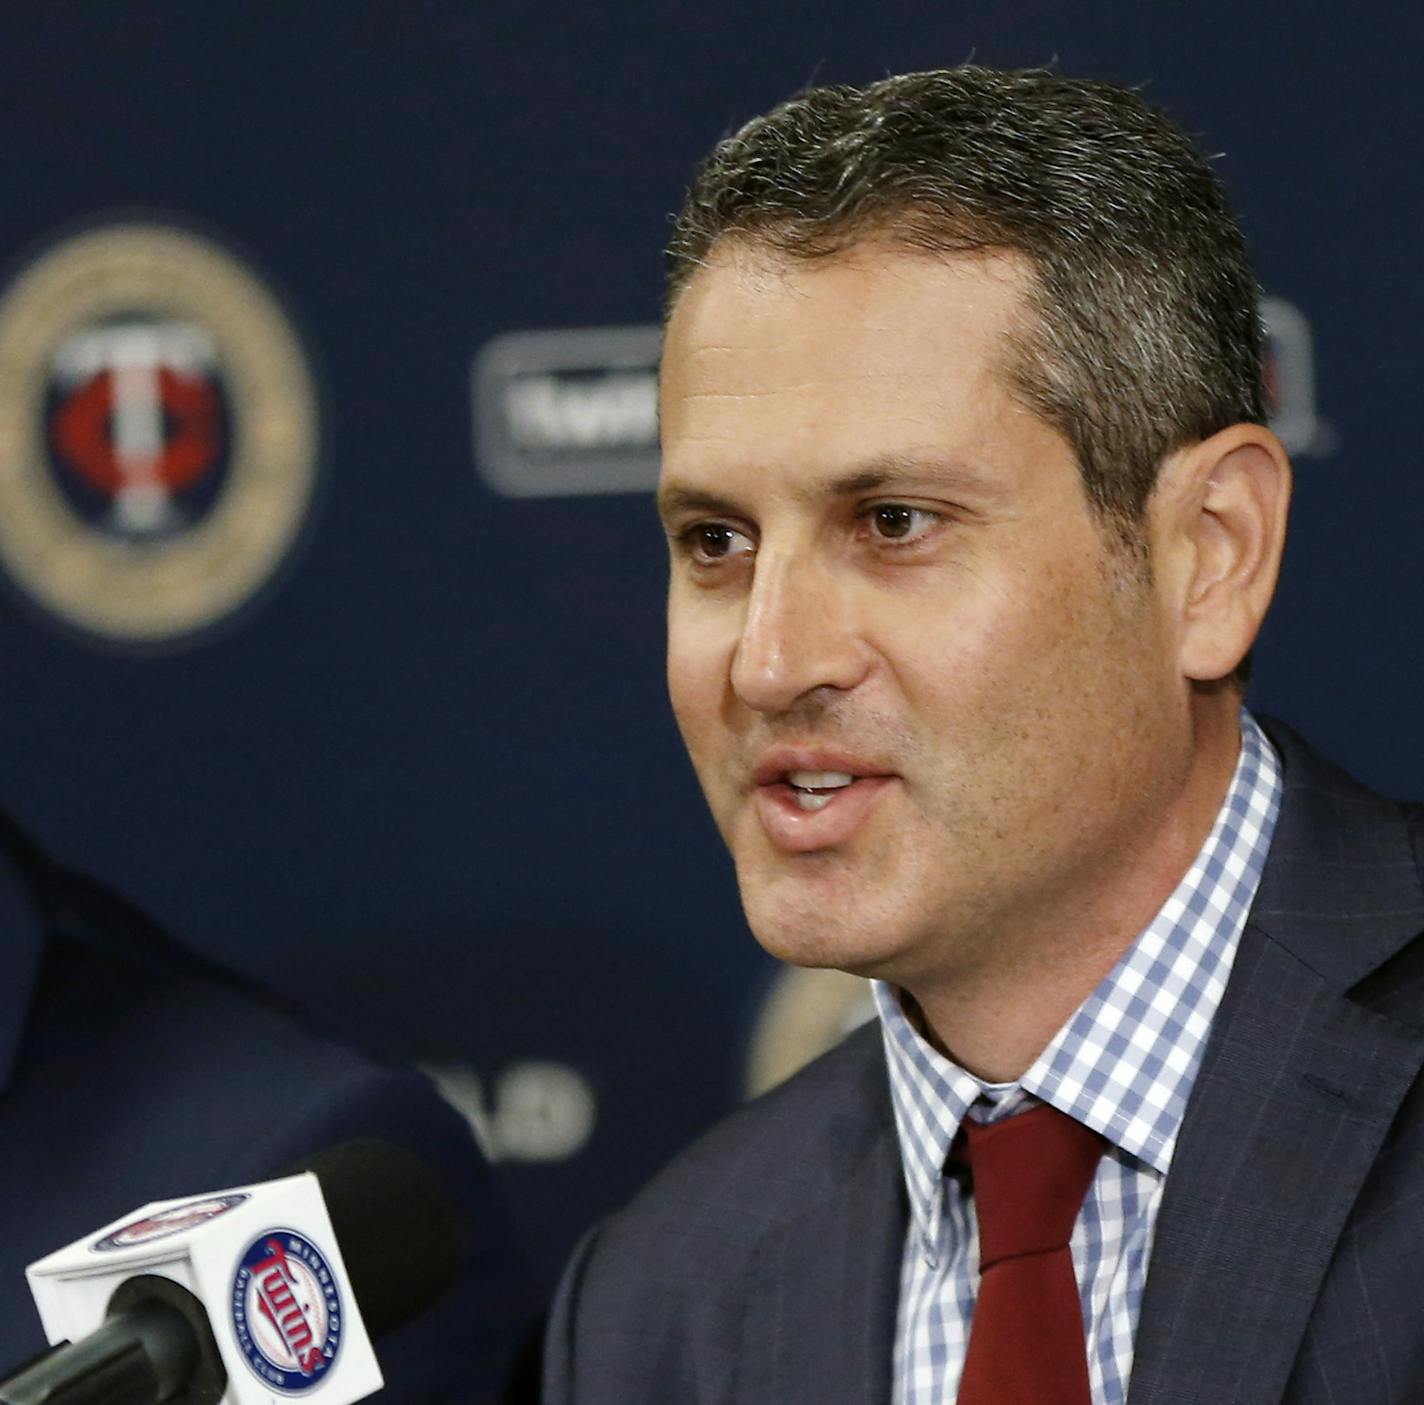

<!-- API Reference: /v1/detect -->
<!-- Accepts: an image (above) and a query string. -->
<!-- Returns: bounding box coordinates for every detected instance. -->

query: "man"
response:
[0,805,539,1400]
[543,67,1424,1405]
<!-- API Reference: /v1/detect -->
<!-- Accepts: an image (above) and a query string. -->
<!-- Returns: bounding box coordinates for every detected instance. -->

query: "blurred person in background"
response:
[0,805,539,1400]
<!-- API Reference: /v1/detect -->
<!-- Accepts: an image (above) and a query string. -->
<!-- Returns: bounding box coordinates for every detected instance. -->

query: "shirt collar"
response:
[875,710,1282,1258]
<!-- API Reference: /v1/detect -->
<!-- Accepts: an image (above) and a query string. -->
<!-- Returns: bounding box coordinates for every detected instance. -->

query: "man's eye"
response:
[867,504,936,542]
[683,523,753,562]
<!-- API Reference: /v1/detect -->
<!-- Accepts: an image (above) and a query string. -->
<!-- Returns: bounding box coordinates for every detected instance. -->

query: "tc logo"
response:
[0,221,318,644]
[48,321,225,537]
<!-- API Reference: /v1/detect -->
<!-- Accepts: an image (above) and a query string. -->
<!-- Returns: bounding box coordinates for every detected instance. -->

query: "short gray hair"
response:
[666,67,1266,539]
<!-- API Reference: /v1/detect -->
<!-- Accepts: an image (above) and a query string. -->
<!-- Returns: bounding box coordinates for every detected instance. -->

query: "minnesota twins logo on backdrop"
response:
[47,320,229,537]
[232,1229,343,1391]
[0,222,318,642]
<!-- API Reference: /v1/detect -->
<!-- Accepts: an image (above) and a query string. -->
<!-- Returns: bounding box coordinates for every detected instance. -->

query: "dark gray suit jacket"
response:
[544,721,1424,1403]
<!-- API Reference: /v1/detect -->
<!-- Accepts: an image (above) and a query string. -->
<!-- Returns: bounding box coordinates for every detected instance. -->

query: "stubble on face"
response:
[659,240,1211,1021]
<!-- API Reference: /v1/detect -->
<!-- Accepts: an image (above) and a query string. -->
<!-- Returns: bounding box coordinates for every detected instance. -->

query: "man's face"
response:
[658,242,1195,992]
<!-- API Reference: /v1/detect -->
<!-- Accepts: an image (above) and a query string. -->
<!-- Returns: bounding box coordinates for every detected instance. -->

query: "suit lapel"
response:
[1129,922,1424,1404]
[1129,721,1424,1405]
[737,1041,904,1405]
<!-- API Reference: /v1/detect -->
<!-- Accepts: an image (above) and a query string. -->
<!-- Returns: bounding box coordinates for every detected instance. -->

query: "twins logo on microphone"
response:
[92,1192,250,1251]
[231,1229,344,1391]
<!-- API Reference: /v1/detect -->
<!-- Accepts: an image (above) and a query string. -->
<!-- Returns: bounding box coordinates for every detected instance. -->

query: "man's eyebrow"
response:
[656,454,999,521]
[821,454,998,498]
[655,484,745,522]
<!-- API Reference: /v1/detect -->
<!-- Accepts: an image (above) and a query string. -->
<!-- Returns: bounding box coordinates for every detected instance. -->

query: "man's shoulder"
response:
[1259,713,1424,826]
[544,1018,901,1400]
[1253,716,1424,982]
[1256,713,1424,886]
[601,1018,890,1249]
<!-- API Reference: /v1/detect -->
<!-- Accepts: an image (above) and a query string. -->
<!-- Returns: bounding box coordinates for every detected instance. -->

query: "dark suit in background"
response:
[544,722,1424,1404]
[0,809,539,1402]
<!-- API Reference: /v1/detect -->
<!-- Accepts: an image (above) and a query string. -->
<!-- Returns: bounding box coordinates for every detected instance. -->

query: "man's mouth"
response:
[748,752,898,853]
[784,770,856,811]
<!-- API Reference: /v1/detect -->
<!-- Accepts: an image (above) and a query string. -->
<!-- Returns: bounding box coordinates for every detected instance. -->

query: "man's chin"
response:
[732,840,937,972]
[741,896,916,979]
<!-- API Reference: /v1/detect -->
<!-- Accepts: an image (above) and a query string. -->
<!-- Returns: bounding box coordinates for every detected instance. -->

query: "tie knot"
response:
[954,1103,1105,1270]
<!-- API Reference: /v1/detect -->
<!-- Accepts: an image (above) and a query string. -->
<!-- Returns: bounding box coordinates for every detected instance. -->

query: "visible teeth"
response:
[794,791,834,811]
[786,770,854,790]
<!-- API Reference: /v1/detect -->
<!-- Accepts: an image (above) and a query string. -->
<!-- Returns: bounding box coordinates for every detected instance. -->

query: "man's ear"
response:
[1151,424,1292,684]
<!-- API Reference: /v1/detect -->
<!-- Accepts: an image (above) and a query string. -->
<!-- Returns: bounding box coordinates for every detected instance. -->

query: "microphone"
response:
[0,1140,467,1405]
[282,1139,466,1342]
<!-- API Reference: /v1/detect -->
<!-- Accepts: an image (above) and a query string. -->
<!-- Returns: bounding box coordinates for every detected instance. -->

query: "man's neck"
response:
[907,697,1245,1083]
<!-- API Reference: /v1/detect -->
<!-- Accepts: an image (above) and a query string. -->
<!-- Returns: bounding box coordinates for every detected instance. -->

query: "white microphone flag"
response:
[26,1171,384,1404]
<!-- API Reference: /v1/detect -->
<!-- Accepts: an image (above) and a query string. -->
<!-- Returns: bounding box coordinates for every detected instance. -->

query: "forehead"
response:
[658,241,1051,488]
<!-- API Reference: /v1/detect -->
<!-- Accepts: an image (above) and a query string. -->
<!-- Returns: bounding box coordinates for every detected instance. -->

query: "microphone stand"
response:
[0,1276,225,1405]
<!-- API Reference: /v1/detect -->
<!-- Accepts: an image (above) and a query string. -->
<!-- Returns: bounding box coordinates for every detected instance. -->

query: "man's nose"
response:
[730,549,871,714]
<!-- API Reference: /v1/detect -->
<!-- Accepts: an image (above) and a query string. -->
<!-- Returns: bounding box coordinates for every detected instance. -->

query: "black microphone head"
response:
[281,1139,468,1339]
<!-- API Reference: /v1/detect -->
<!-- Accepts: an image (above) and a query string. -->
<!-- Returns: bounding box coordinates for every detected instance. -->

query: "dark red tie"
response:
[954,1103,1106,1405]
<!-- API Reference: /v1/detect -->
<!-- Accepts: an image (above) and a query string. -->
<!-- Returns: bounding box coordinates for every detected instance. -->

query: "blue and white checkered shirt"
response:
[875,711,1282,1405]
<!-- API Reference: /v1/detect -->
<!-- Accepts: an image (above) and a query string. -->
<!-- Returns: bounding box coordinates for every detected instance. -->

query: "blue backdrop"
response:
[0,2,1419,1293]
